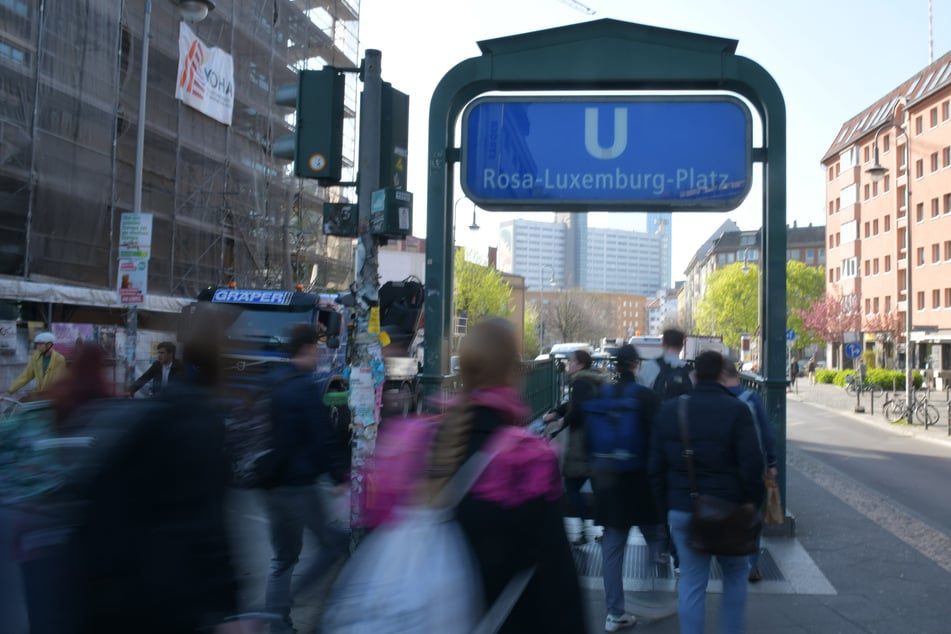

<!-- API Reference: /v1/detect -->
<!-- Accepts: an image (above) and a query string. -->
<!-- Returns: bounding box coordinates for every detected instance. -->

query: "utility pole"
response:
[349,50,383,535]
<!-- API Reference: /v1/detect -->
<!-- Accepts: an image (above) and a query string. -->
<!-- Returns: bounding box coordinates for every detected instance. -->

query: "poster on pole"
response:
[119,213,153,257]
[117,258,149,305]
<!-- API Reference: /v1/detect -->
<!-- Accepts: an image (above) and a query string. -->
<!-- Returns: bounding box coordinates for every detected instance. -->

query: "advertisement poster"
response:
[119,213,153,258]
[52,323,95,360]
[175,22,235,126]
[117,258,149,305]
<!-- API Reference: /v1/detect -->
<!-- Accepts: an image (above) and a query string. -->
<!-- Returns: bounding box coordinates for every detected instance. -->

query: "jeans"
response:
[600,524,668,617]
[264,484,349,622]
[563,477,590,520]
[668,510,749,634]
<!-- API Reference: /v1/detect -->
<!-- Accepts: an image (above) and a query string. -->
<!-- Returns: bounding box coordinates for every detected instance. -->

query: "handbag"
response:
[676,396,761,557]
[764,479,784,526]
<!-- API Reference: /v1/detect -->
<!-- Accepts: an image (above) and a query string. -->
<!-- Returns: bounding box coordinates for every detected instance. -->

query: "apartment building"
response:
[823,50,951,379]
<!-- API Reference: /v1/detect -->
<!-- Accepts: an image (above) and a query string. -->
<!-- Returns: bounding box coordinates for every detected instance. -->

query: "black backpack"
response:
[652,357,693,400]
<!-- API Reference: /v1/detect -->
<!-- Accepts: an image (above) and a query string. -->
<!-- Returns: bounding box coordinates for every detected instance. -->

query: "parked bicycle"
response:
[845,377,884,397]
[883,390,940,426]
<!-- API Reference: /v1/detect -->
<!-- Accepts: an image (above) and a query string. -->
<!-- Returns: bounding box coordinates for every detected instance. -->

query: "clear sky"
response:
[357,0,949,280]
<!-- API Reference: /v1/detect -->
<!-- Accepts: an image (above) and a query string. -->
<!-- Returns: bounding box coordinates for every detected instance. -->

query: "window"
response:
[933,243,941,263]
[864,221,871,237]
[828,166,835,181]
[946,289,951,308]
[917,202,924,222]
[874,297,880,313]
[873,258,879,274]
[944,147,951,167]
[934,289,941,309]
[885,215,891,232]
[918,246,925,266]
[873,219,879,234]
[885,296,892,313]
[916,115,923,134]
[885,255,892,271]
[865,298,871,314]
[898,185,907,215]
[842,257,858,278]
[864,260,870,276]
[806,249,815,261]
[932,152,940,172]
[864,146,870,162]
[884,174,890,192]
[836,232,841,247]
[946,194,951,214]
[918,291,926,310]
[873,181,879,197]
[828,235,834,248]
[864,184,870,200]
[931,107,939,128]
[898,145,906,169]
[945,101,951,121]
[934,197,941,218]
[828,269,834,283]
[884,135,891,152]
[828,200,835,215]
[916,159,924,178]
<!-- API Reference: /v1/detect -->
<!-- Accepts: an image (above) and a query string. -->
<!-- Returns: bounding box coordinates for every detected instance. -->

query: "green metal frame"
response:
[422,18,788,506]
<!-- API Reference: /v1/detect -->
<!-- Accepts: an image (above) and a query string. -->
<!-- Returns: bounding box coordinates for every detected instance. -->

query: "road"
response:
[787,397,951,566]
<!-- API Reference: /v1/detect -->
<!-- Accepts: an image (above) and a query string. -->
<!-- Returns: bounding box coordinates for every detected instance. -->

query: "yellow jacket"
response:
[9,349,67,394]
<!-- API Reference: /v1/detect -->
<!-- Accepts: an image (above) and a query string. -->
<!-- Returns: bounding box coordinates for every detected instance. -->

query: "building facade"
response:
[498,214,667,296]
[823,50,951,380]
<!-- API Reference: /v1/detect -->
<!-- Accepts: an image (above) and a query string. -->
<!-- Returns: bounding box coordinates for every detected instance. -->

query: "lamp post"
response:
[866,120,913,415]
[452,197,480,247]
[126,0,214,387]
[741,246,759,369]
[539,263,556,351]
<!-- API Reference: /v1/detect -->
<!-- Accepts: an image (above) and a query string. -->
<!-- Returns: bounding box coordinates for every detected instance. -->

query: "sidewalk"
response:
[577,384,951,633]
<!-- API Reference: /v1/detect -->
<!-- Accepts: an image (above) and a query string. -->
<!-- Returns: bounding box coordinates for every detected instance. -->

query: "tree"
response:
[523,304,541,359]
[694,260,825,349]
[864,311,903,369]
[548,289,607,344]
[453,248,513,326]
[798,286,861,368]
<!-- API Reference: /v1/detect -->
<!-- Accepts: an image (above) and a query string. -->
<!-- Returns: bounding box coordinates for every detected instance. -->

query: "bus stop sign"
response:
[462,96,752,211]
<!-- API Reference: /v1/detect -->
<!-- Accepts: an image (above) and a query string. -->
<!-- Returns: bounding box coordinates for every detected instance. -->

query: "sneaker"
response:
[748,566,762,583]
[604,612,637,632]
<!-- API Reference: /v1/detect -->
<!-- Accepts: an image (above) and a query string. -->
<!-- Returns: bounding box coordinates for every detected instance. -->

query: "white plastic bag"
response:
[322,506,483,633]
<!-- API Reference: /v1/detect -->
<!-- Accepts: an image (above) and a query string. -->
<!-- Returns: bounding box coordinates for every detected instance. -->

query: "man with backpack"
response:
[637,328,693,400]
[584,344,664,632]
[263,324,349,633]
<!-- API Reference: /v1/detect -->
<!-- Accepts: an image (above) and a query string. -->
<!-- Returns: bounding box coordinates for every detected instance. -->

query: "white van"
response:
[548,342,594,359]
[627,335,663,361]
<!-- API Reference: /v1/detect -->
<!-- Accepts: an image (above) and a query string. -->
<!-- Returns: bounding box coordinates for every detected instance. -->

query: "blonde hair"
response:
[425,317,522,502]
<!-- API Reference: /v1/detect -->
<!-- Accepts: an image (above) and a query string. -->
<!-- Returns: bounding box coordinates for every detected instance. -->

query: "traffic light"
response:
[273,67,345,183]
[379,83,409,190]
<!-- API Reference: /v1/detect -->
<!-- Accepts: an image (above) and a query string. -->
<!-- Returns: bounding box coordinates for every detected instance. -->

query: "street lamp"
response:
[127,0,214,386]
[866,119,913,414]
[741,246,760,368]
[452,197,480,246]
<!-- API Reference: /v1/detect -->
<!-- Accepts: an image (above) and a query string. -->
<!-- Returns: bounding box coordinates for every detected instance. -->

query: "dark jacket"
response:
[648,382,765,515]
[727,384,777,470]
[588,370,664,529]
[456,406,586,634]
[561,368,606,478]
[269,366,346,487]
[129,359,184,396]
[75,382,238,633]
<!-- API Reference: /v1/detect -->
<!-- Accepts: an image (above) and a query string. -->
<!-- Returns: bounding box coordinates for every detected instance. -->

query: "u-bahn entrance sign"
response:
[462,96,752,210]
[422,19,789,521]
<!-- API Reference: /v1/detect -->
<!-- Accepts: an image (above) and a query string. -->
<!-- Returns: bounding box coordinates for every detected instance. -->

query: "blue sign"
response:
[461,96,752,211]
[845,342,863,360]
[212,289,292,305]
[785,329,797,341]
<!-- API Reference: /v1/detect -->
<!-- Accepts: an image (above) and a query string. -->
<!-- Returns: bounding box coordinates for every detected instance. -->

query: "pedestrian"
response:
[3,332,67,399]
[807,356,818,385]
[637,327,693,400]
[589,343,665,632]
[72,308,250,633]
[401,317,586,632]
[719,363,778,582]
[543,348,606,545]
[649,350,764,634]
[858,357,868,387]
[128,341,184,397]
[263,323,350,633]
[788,355,798,392]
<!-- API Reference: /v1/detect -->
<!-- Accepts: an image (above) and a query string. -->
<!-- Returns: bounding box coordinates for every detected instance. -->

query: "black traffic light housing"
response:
[273,68,345,183]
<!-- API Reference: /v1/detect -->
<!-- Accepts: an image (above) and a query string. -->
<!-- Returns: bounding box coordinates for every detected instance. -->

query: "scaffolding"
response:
[0,0,360,311]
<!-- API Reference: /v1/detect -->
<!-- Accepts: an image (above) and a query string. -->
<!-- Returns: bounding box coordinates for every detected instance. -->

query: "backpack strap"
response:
[433,449,496,509]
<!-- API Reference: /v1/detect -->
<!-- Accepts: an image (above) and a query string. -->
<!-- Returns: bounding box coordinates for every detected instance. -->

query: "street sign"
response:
[461,96,752,211]
[845,342,863,360]
[785,329,797,341]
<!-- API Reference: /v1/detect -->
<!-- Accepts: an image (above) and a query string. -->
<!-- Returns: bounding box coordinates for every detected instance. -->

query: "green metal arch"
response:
[421,18,788,510]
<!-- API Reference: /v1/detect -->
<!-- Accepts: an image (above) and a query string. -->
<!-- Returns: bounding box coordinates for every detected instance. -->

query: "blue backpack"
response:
[582,381,647,471]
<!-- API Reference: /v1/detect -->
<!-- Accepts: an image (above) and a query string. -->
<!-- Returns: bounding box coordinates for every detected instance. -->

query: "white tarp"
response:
[0,277,192,314]
[175,22,234,126]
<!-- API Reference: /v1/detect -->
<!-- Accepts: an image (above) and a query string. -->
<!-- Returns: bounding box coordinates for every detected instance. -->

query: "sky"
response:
[357,0,950,280]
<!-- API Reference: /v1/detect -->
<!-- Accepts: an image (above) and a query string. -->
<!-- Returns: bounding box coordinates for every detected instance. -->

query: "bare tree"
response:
[550,290,608,343]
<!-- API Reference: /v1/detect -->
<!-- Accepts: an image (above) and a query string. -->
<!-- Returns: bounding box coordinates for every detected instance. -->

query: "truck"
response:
[682,335,725,361]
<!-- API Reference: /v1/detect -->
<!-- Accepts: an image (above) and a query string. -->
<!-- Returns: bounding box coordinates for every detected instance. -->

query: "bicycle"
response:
[845,378,884,397]
[883,390,940,426]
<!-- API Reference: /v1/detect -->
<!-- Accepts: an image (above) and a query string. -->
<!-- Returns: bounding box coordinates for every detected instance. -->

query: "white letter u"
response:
[584,107,627,160]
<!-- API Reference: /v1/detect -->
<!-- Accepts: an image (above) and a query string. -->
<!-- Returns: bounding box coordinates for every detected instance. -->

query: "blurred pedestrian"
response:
[263,323,349,633]
[422,317,585,632]
[807,356,818,385]
[649,351,765,634]
[3,332,66,399]
[589,344,665,632]
[128,341,183,397]
[720,363,778,582]
[788,355,798,392]
[71,308,247,634]
[543,348,606,545]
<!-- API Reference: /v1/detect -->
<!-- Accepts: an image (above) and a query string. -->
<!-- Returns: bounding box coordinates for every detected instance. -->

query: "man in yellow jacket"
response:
[3,332,67,397]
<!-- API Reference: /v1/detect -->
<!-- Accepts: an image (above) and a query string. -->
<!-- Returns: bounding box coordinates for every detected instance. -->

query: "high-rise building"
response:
[647,212,672,289]
[498,213,667,295]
